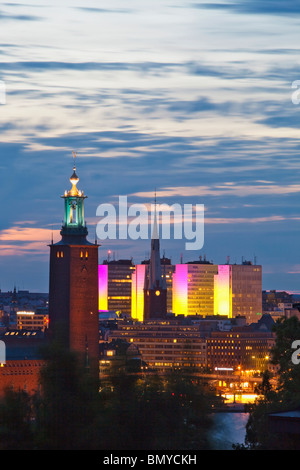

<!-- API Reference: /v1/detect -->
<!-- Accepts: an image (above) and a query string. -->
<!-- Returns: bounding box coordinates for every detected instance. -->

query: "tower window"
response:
[85,251,88,259]
[80,251,83,258]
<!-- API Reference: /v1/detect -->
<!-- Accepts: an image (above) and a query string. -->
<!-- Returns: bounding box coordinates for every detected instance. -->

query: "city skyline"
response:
[0,1,299,292]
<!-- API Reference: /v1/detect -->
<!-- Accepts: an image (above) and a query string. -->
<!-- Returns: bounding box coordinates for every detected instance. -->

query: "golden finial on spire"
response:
[69,150,79,196]
[72,150,77,169]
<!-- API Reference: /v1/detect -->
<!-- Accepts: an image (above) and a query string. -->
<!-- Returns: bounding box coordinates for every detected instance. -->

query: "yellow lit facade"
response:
[214,265,232,317]
[172,262,218,316]
[131,264,146,321]
[214,263,262,323]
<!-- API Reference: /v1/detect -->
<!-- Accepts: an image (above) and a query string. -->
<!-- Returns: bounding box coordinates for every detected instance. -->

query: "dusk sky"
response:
[0,0,300,293]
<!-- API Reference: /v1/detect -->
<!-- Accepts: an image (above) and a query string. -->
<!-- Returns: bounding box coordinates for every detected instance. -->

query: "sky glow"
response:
[0,0,299,292]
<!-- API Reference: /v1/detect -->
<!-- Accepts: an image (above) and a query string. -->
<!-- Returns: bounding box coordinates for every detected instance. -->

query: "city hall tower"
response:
[48,156,99,373]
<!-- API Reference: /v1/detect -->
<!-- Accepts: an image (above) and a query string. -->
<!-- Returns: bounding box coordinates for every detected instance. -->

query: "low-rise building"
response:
[0,330,46,396]
[99,338,141,375]
[17,310,49,332]
[206,315,276,373]
[107,318,216,372]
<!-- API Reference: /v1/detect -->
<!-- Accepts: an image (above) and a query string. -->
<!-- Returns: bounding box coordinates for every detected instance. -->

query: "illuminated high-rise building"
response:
[48,157,99,374]
[98,259,134,316]
[131,264,147,322]
[172,259,262,323]
[172,259,218,316]
[214,261,262,323]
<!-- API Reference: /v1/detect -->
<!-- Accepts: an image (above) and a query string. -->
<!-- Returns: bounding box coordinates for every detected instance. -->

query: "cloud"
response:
[74,7,134,14]
[205,215,299,224]
[0,225,60,256]
[192,1,300,16]
[0,242,47,257]
[132,183,300,199]
[0,60,182,74]
[287,265,300,274]
[0,8,42,21]
[0,226,54,242]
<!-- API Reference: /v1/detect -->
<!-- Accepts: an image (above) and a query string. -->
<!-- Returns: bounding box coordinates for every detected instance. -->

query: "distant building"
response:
[98,259,135,316]
[206,314,275,372]
[172,259,262,323]
[107,318,219,372]
[172,258,218,317]
[99,339,141,376]
[262,290,300,322]
[0,330,46,397]
[107,314,275,375]
[17,310,49,332]
[263,290,294,311]
[214,261,262,324]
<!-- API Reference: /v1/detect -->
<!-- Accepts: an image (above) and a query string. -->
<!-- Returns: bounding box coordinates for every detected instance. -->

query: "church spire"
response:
[146,191,167,291]
[143,190,167,320]
[148,191,162,289]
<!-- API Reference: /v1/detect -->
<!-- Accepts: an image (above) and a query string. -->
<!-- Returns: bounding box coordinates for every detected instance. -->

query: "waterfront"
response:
[209,394,257,449]
[210,412,249,450]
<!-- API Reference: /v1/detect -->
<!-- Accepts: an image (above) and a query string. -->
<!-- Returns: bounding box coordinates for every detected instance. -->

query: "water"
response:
[209,412,249,450]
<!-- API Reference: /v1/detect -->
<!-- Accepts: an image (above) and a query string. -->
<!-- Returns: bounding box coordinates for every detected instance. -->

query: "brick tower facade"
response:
[49,157,99,374]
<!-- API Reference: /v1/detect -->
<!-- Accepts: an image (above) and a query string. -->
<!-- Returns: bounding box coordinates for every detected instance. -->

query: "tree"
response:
[270,316,300,406]
[0,344,219,450]
[0,388,34,450]
[242,316,300,450]
[99,372,217,450]
[34,342,102,449]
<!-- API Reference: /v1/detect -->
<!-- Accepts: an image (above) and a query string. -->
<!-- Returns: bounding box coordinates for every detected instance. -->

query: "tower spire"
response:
[143,189,167,320]
[152,189,159,241]
[149,190,161,288]
[59,152,88,242]
[72,150,77,170]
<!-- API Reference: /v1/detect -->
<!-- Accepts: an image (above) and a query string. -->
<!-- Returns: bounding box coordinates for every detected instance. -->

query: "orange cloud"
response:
[0,226,55,242]
[0,226,60,256]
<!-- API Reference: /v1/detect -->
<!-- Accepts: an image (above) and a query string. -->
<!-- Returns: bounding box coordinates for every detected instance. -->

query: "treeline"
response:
[0,343,220,450]
[236,316,300,450]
